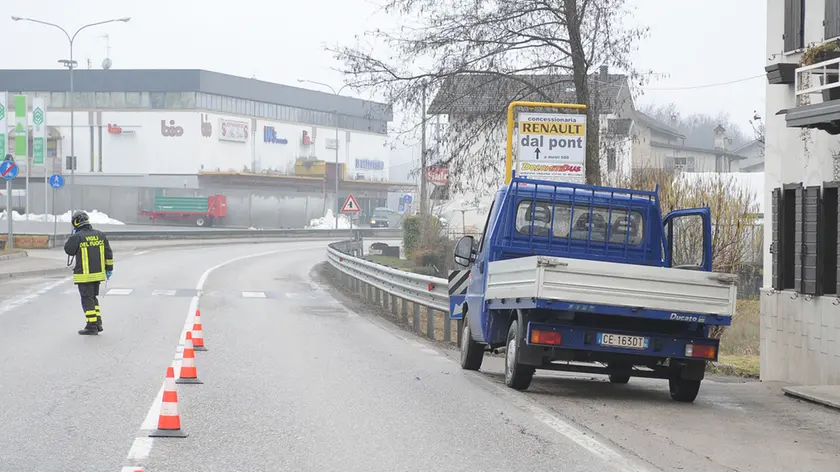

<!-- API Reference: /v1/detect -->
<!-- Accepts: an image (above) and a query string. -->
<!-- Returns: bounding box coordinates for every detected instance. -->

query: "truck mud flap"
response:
[448,269,470,320]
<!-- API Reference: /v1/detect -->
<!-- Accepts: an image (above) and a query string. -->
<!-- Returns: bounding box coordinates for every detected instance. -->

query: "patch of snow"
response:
[306,209,353,229]
[0,210,126,225]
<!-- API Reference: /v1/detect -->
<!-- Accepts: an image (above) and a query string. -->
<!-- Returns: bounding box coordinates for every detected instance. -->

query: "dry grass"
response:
[713,299,760,377]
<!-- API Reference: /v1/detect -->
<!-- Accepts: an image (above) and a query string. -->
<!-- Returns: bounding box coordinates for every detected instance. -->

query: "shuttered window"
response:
[827,0,840,39]
[771,188,782,290]
[799,186,821,295]
[784,0,805,52]
[822,183,839,295]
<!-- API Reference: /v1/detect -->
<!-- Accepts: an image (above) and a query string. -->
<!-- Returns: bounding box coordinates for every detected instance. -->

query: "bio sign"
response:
[32,97,46,165]
[219,118,249,143]
[517,112,586,182]
[263,126,288,144]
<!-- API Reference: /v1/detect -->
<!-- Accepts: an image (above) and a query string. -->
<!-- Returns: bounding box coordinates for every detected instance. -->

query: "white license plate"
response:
[598,333,649,350]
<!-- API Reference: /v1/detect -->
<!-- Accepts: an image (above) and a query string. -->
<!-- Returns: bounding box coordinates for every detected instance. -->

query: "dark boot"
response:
[78,323,99,335]
[96,316,103,332]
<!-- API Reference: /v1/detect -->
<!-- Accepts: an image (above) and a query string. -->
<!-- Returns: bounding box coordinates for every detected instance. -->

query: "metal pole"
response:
[420,83,428,217]
[69,41,75,214]
[51,187,57,246]
[334,110,339,230]
[6,179,13,249]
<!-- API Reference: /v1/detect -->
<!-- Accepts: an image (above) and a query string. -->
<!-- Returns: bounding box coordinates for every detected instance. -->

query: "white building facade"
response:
[763,0,840,384]
[0,69,392,181]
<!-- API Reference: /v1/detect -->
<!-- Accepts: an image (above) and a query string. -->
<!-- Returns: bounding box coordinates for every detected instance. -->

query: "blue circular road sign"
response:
[49,174,65,189]
[0,161,19,181]
[403,194,413,204]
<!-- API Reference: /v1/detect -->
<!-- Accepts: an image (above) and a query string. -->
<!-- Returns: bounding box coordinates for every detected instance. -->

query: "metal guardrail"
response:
[326,239,457,342]
[107,227,403,240]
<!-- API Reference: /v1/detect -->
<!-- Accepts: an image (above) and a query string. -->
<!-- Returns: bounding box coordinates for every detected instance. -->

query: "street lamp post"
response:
[11,16,130,215]
[297,79,350,230]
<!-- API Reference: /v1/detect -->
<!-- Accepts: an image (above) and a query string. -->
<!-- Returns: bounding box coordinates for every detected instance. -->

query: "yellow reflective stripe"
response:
[85,310,97,315]
[73,273,105,283]
[105,259,114,265]
[99,245,105,270]
[81,247,90,274]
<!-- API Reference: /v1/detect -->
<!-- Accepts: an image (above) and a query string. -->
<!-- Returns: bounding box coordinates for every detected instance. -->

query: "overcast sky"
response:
[1,0,766,173]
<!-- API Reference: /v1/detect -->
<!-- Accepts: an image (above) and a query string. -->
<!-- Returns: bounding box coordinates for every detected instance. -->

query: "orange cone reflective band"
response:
[176,332,203,385]
[148,367,188,438]
[192,310,207,351]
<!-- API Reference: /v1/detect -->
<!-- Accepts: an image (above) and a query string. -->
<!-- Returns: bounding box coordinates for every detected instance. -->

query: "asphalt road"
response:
[0,240,837,472]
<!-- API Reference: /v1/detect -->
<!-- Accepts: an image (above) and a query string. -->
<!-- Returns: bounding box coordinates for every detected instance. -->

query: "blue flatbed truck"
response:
[448,177,738,402]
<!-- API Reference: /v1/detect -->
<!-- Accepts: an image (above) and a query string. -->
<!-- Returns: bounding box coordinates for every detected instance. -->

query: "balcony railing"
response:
[795,56,840,106]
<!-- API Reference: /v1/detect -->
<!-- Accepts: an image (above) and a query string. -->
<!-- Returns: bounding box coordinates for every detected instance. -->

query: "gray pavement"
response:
[0,240,836,472]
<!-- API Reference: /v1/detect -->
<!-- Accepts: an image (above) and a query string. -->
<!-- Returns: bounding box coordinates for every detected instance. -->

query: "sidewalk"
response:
[0,249,69,279]
[783,385,840,410]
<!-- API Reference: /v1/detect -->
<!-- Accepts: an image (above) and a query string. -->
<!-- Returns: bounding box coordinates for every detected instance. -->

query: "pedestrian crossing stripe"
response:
[107,288,134,296]
[241,291,267,298]
[152,289,177,296]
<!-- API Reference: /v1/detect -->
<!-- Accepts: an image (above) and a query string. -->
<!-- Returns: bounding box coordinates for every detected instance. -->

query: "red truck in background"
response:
[139,194,227,227]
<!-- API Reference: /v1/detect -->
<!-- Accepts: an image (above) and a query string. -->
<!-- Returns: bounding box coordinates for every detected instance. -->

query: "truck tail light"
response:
[685,344,716,359]
[530,330,562,345]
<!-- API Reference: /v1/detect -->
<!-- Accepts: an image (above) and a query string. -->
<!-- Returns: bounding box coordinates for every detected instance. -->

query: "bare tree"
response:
[329,0,649,192]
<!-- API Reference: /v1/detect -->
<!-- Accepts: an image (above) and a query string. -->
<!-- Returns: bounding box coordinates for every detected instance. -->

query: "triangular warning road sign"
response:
[341,194,361,213]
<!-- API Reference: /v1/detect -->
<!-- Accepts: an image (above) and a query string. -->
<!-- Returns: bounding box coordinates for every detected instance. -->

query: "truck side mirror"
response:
[454,235,476,267]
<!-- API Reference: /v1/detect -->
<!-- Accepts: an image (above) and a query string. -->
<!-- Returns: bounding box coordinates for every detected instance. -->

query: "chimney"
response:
[714,124,727,151]
[599,65,608,83]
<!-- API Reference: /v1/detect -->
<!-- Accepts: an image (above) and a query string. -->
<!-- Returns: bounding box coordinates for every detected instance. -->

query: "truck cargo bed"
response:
[486,255,737,318]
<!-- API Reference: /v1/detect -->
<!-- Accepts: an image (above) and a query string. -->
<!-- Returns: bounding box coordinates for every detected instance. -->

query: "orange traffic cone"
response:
[176,332,203,384]
[192,310,207,351]
[148,366,188,438]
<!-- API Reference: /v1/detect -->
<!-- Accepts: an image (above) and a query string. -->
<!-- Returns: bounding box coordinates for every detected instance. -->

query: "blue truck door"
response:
[464,199,499,343]
[662,208,712,271]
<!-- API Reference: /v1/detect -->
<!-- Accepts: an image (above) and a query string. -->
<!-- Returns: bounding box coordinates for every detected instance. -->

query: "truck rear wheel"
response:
[608,375,630,384]
[669,376,701,402]
[195,216,206,227]
[459,313,484,371]
[505,319,535,390]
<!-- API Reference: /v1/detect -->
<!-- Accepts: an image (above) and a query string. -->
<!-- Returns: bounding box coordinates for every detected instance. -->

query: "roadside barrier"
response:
[192,310,207,351]
[326,239,459,344]
[176,332,203,385]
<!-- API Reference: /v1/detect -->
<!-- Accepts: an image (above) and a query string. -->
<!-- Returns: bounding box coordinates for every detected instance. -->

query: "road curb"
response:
[0,266,68,279]
[0,250,28,261]
[782,386,840,410]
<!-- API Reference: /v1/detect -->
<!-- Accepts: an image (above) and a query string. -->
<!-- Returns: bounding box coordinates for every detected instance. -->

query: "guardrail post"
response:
[383,291,389,311]
[443,314,451,343]
[413,303,420,333]
[390,294,397,316]
[427,307,434,339]
[375,288,381,306]
[401,297,408,323]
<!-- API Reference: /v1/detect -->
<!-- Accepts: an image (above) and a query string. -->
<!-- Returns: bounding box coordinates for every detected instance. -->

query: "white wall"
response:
[36,109,389,177]
[763,0,840,384]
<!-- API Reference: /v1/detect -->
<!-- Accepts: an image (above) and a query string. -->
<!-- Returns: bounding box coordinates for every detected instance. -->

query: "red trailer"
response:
[140,194,228,227]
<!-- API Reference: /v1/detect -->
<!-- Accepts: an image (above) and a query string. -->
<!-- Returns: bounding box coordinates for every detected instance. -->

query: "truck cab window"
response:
[515,200,644,246]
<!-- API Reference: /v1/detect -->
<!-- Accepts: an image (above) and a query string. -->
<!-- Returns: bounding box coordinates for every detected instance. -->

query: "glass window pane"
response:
[211,94,221,110]
[111,92,125,108]
[269,104,277,119]
[140,92,151,108]
[247,100,254,115]
[51,92,65,108]
[165,92,182,108]
[151,92,166,109]
[181,92,195,108]
[96,92,110,107]
[125,92,140,107]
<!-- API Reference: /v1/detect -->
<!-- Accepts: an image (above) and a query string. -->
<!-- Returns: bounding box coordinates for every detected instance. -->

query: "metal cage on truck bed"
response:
[489,177,664,266]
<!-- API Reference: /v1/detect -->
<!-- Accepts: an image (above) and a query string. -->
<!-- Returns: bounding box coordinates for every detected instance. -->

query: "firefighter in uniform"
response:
[64,211,114,335]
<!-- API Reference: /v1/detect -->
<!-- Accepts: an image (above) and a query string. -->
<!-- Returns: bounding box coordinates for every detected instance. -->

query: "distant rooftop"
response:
[0,68,393,122]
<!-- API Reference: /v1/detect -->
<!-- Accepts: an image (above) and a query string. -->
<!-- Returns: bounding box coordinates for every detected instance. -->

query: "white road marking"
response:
[0,277,69,316]
[242,291,267,298]
[133,250,150,256]
[420,348,440,356]
[62,288,77,295]
[122,244,324,471]
[152,289,177,296]
[284,292,299,298]
[107,288,134,296]
[121,467,144,472]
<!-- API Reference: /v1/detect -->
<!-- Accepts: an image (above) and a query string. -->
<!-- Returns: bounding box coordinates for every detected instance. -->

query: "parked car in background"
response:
[369,207,395,228]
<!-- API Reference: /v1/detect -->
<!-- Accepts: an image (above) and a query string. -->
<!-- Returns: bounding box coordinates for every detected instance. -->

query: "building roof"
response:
[633,111,686,139]
[650,141,748,160]
[427,73,629,115]
[0,69,392,122]
[731,139,764,154]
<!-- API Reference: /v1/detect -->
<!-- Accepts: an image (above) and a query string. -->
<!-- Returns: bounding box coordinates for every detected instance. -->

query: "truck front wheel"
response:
[505,319,535,390]
[669,376,701,402]
[459,312,484,371]
[195,216,206,227]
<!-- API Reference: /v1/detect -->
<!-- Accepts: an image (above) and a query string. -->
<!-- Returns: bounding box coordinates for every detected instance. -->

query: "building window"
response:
[607,149,617,172]
[783,0,805,52]
[823,183,839,295]
[150,92,166,109]
[772,185,799,290]
[827,0,840,39]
